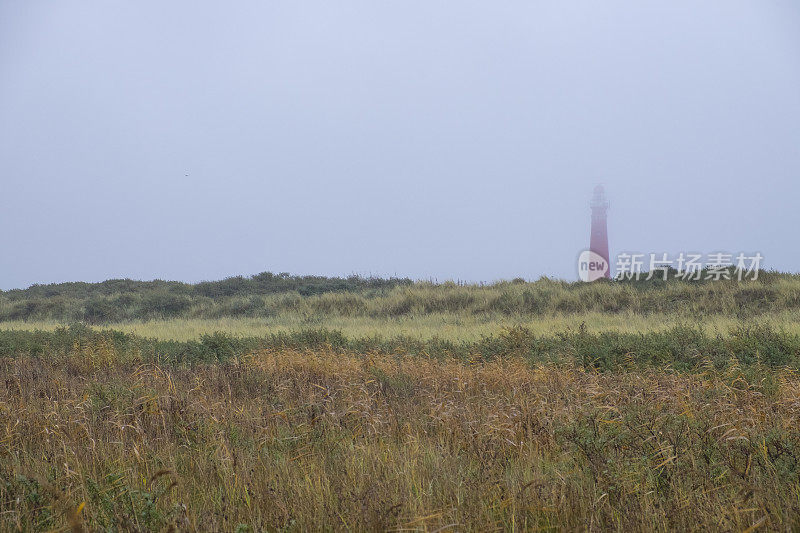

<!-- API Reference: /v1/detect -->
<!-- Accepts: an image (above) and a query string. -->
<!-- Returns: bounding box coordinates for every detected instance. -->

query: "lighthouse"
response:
[589,185,611,279]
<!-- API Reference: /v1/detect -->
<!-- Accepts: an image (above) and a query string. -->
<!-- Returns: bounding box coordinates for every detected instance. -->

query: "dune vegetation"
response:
[1,273,800,530]
[1,271,800,325]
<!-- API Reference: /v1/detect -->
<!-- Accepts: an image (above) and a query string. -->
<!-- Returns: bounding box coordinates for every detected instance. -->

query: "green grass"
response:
[3,270,800,324]
[4,309,800,342]
[1,320,799,370]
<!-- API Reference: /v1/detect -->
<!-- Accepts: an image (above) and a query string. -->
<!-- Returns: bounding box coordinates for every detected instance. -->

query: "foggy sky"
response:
[1,1,799,289]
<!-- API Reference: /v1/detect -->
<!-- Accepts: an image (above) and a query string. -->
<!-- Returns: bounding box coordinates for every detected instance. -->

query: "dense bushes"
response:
[0,273,411,322]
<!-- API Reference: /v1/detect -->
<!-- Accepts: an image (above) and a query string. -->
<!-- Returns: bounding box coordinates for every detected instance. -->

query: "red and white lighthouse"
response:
[589,185,611,279]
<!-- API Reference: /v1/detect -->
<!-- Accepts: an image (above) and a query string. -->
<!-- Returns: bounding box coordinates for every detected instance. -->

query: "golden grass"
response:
[2,346,799,530]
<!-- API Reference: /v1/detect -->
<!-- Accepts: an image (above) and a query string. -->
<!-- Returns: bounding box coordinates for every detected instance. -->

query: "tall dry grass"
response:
[2,345,799,531]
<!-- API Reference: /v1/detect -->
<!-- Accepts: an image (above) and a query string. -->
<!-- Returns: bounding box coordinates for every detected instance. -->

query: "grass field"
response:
[4,309,800,343]
[2,347,799,531]
[2,274,800,530]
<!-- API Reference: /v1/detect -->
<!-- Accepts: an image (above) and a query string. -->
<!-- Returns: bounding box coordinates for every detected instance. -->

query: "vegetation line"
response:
[2,322,798,370]
[2,271,799,323]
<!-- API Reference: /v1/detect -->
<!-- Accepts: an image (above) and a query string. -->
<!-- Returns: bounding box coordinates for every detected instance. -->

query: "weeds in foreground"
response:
[1,347,799,530]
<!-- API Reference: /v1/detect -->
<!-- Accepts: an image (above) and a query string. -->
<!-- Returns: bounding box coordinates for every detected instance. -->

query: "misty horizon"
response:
[2,1,799,290]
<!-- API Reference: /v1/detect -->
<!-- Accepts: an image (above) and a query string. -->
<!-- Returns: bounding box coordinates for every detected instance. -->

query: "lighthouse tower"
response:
[589,185,611,279]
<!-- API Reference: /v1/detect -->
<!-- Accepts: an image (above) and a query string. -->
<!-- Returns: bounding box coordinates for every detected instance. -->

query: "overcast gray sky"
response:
[1,1,798,289]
